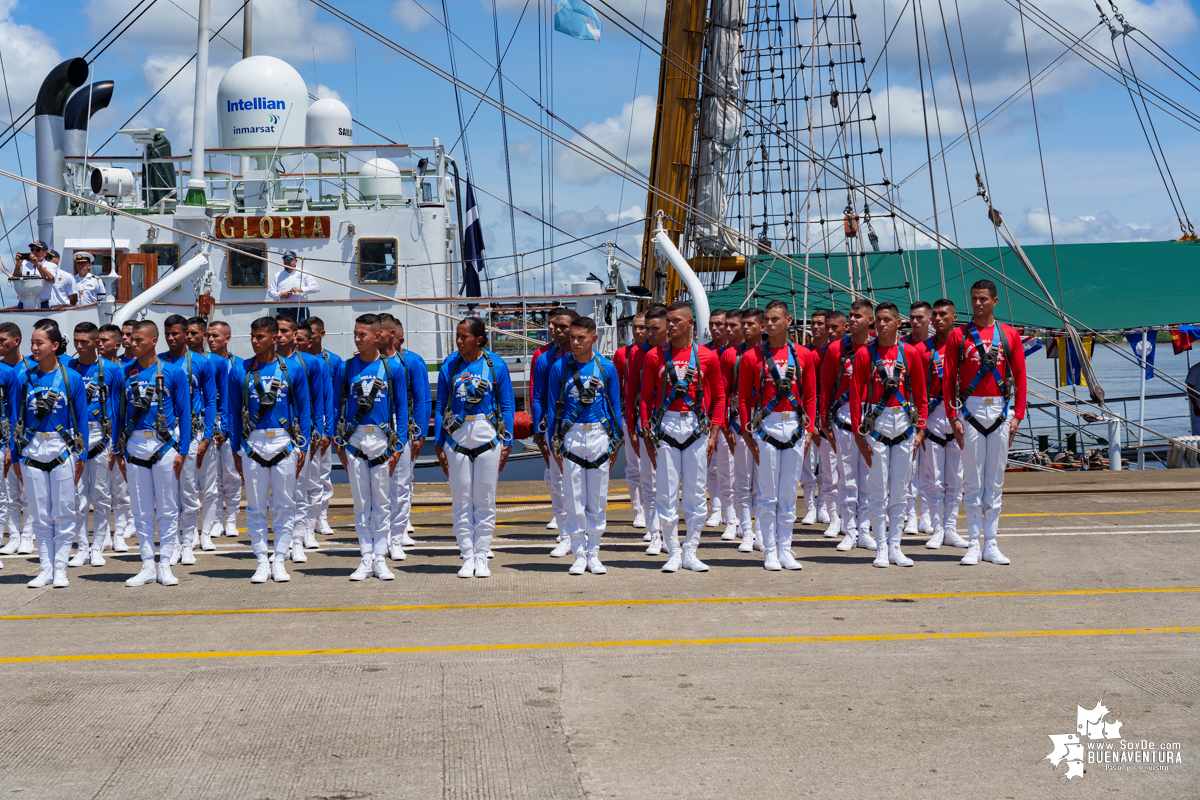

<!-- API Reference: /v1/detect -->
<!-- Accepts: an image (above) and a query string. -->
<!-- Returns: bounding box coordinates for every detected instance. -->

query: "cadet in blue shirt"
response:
[205,320,243,540]
[96,324,133,553]
[67,322,122,569]
[184,317,225,552]
[227,316,312,584]
[113,319,192,588]
[531,308,577,553]
[389,318,431,556]
[0,323,23,559]
[161,314,217,567]
[434,318,515,579]
[335,313,407,582]
[302,316,343,537]
[10,320,89,588]
[545,317,623,576]
[276,313,328,563]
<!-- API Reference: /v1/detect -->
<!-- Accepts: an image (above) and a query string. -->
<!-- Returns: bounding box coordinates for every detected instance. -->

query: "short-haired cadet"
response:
[375,313,411,563]
[112,320,192,587]
[0,321,33,556]
[227,316,312,583]
[96,323,133,551]
[531,307,578,555]
[67,321,122,567]
[335,314,408,581]
[545,317,622,575]
[9,320,88,587]
[921,299,968,550]
[184,316,222,549]
[206,320,243,538]
[388,320,431,557]
[434,318,515,579]
[611,312,646,528]
[301,316,344,536]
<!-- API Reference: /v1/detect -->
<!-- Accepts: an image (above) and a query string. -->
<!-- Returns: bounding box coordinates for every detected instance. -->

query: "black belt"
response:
[833,417,855,433]
[23,453,69,472]
[926,430,952,447]
[759,427,805,451]
[246,442,295,468]
[447,438,498,462]
[564,449,613,469]
[345,443,392,467]
[88,441,109,459]
[872,428,915,447]
[127,451,169,469]
[657,429,704,451]
[962,407,1005,436]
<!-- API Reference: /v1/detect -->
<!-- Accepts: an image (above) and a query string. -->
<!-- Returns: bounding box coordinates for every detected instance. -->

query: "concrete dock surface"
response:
[1,469,1197,798]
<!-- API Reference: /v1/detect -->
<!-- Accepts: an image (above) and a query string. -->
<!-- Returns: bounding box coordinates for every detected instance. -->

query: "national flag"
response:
[1022,336,1043,358]
[462,179,484,306]
[1055,336,1093,388]
[554,0,603,41]
[1125,332,1156,380]
[1170,326,1194,355]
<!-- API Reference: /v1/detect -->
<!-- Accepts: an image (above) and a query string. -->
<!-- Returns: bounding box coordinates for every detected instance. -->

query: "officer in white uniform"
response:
[67,322,121,568]
[301,317,343,537]
[546,317,622,576]
[267,250,320,303]
[9,321,88,587]
[113,320,191,587]
[205,321,242,538]
[97,324,132,552]
[335,314,408,581]
[38,249,77,308]
[73,253,107,305]
[434,318,515,579]
[227,316,312,584]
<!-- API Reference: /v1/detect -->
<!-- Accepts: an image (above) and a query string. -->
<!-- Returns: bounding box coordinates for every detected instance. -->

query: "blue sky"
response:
[2,0,1199,297]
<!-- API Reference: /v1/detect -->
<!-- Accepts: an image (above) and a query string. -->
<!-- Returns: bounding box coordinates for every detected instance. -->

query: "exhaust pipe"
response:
[35,57,89,242]
[64,81,115,159]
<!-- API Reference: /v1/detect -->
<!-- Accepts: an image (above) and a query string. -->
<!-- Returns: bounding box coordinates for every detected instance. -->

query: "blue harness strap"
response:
[444,352,506,461]
[859,344,916,447]
[954,323,1012,436]
[925,336,945,415]
[550,358,623,469]
[241,358,303,468]
[337,359,400,465]
[16,363,85,471]
[727,342,749,434]
[120,359,178,468]
[748,343,806,451]
[650,344,708,450]
[828,335,858,432]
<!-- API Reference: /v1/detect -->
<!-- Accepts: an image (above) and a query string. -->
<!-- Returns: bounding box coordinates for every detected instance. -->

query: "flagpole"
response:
[1137,329,1148,470]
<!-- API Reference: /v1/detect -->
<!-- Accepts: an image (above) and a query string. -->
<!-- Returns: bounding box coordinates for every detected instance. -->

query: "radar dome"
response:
[306,98,353,148]
[359,157,405,200]
[217,56,308,149]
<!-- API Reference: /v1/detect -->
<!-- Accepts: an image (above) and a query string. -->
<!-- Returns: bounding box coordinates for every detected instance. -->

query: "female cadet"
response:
[434,318,515,579]
[9,320,88,588]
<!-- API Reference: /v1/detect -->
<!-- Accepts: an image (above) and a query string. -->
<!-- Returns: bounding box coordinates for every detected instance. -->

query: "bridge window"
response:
[358,238,398,285]
[226,242,268,288]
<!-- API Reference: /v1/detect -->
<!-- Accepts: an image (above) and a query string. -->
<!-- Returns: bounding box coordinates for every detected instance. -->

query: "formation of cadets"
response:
[0,277,1026,587]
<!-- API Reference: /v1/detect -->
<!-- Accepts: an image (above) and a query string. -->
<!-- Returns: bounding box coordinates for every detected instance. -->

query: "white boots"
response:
[90,547,106,567]
[68,545,89,568]
[316,515,334,535]
[126,562,158,587]
[681,547,708,572]
[374,555,395,580]
[457,553,490,578]
[982,534,1010,565]
[157,562,179,586]
[822,513,841,539]
[388,543,407,561]
[646,534,663,556]
[721,522,739,541]
[550,537,572,558]
[800,490,817,526]
[251,560,271,583]
[200,530,216,551]
[27,567,53,588]
[569,555,587,575]
[272,556,290,583]
[350,557,374,581]
[737,527,755,553]
[52,567,69,588]
[631,510,647,529]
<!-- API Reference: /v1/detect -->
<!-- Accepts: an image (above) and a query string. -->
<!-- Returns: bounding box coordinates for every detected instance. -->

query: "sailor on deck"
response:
[8,321,88,588]
[738,301,818,571]
[639,302,725,573]
[434,318,515,579]
[945,279,1027,567]
[851,302,928,568]
[112,320,191,587]
[703,309,733,532]
[546,316,622,576]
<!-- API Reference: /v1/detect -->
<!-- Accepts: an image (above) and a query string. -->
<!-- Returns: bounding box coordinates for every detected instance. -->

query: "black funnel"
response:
[65,81,114,130]
[35,58,88,116]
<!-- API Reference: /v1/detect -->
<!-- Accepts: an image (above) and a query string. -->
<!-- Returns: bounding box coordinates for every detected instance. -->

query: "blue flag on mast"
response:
[462,180,484,303]
[553,0,603,41]
[1126,332,1156,379]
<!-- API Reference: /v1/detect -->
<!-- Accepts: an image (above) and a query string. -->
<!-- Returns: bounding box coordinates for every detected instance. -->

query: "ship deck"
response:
[2,469,1197,798]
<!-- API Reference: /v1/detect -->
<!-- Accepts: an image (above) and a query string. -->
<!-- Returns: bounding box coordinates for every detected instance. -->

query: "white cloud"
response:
[0,0,64,119]
[1021,207,1179,243]
[125,55,224,154]
[555,94,654,184]
[392,0,438,32]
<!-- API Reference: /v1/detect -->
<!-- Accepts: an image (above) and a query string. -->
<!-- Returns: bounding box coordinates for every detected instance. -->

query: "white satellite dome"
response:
[216,56,309,149]
[306,98,353,148]
[358,157,405,201]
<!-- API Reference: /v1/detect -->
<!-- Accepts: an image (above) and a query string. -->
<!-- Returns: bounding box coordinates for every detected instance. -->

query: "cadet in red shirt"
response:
[717,309,748,544]
[612,312,646,529]
[943,279,1027,566]
[737,300,817,571]
[799,308,829,528]
[851,302,927,568]
[703,309,731,531]
[920,298,969,550]
[640,302,725,573]
[628,304,668,552]
[725,308,765,553]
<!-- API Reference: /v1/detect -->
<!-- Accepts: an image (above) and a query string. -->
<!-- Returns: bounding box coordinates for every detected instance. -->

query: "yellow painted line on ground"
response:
[3,625,1197,664]
[4,586,1197,622]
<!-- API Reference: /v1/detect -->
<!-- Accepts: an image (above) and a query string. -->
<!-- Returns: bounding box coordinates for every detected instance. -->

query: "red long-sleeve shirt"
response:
[737,342,818,434]
[640,342,726,429]
[625,341,653,429]
[943,322,1027,420]
[921,335,950,406]
[821,335,872,419]
[720,343,748,428]
[850,342,929,432]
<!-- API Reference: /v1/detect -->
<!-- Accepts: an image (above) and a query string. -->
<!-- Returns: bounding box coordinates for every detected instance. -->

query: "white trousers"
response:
[3,468,25,538]
[446,419,500,559]
[177,437,201,537]
[126,432,180,563]
[346,427,392,558]
[110,457,131,537]
[389,440,414,546]
[545,456,566,530]
[243,430,299,560]
[198,438,220,534]
[921,404,963,536]
[753,412,805,553]
[215,439,242,526]
[818,436,836,509]
[732,432,755,532]
[622,422,642,515]
[863,408,917,542]
[561,425,611,556]
[292,439,322,538]
[833,408,868,531]
[713,434,736,523]
[22,437,77,571]
[799,432,817,495]
[960,397,1013,545]
[75,423,112,547]
[637,439,661,536]
[316,444,334,521]
[654,411,708,554]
